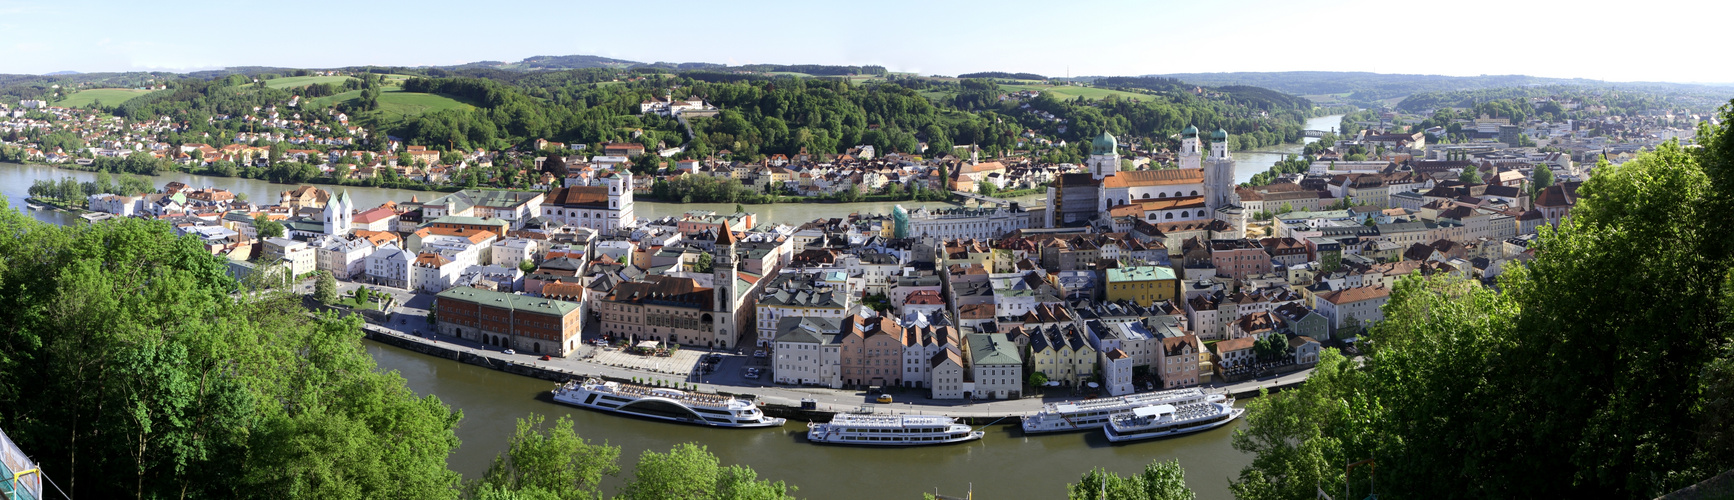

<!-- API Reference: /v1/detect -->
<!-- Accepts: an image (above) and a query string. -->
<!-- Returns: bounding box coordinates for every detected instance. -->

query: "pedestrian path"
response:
[362,323,1317,419]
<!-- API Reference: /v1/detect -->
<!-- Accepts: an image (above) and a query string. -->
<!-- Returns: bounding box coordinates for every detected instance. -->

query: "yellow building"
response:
[1105,266,1180,306]
[1026,325,1097,386]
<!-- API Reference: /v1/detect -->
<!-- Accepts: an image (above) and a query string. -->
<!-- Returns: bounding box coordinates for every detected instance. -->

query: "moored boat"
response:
[551,378,786,428]
[1101,399,1243,443]
[1020,388,1222,434]
[807,414,984,446]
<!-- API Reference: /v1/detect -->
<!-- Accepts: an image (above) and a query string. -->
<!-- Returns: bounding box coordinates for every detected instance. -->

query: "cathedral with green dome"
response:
[1049,124,1240,229]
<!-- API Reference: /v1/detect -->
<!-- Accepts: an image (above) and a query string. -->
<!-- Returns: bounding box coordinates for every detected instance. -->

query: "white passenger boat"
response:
[807,414,985,446]
[1020,388,1222,434]
[1101,399,1243,443]
[551,378,786,428]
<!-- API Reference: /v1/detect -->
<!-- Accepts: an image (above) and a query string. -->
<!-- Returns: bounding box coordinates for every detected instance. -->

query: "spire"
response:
[715,226,734,246]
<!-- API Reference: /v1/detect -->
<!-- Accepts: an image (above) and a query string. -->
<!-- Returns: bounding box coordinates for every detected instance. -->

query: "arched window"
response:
[1191,190,1199,196]
[1165,213,1174,220]
[1141,193,1150,199]
[1181,211,1190,218]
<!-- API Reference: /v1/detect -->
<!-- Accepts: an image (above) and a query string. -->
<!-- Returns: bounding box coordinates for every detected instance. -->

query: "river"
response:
[365,341,1252,500]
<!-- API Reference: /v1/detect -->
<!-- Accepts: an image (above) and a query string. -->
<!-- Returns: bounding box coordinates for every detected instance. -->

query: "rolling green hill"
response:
[53,88,158,107]
[303,86,477,121]
[263,75,353,89]
[998,83,1156,102]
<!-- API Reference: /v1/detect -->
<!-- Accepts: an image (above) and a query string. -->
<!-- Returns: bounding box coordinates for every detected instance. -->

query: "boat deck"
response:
[590,382,742,410]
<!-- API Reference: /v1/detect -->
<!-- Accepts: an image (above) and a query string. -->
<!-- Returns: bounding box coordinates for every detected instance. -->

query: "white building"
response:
[313,234,376,279]
[261,237,316,278]
[541,172,635,232]
[1314,285,1390,335]
[771,317,843,388]
[966,333,1022,400]
[323,190,354,236]
[87,194,140,216]
[929,349,967,400]
[1102,348,1135,396]
[366,243,411,288]
[492,237,543,270]
[897,205,1034,241]
[411,252,464,292]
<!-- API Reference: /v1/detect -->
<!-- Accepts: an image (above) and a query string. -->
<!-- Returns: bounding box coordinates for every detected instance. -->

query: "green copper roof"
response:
[968,333,1021,366]
[1211,128,1228,142]
[437,287,580,316]
[1182,124,1199,137]
[1090,132,1117,155]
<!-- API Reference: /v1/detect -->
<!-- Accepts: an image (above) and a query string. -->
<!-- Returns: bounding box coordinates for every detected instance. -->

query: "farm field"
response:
[53,88,157,107]
[264,75,353,89]
[999,84,1157,102]
[302,86,477,121]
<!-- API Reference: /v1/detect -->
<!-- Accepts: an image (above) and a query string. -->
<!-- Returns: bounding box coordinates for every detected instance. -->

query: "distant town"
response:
[13,92,1718,404]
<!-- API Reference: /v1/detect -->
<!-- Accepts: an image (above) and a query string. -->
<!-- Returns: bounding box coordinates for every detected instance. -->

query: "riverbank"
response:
[358,316,1312,424]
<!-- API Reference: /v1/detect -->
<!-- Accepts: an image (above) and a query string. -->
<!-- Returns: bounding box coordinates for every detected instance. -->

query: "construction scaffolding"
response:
[0,427,41,500]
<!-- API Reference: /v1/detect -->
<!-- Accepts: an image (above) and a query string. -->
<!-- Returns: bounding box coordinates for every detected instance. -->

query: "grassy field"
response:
[54,88,158,107]
[375,89,477,118]
[999,84,1157,102]
[264,75,354,89]
[302,85,477,121]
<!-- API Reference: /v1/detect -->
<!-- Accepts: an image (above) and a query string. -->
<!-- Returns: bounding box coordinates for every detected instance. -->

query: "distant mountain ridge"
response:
[1142,71,1734,106]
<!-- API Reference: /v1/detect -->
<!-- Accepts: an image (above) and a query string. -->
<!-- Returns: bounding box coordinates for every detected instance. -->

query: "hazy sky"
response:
[3,0,1729,83]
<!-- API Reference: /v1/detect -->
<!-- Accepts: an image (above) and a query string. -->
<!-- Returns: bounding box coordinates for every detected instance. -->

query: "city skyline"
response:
[4,0,1731,84]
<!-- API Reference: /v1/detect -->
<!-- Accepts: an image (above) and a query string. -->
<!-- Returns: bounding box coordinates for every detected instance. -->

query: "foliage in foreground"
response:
[0,205,463,499]
[469,414,797,500]
[1229,106,1734,499]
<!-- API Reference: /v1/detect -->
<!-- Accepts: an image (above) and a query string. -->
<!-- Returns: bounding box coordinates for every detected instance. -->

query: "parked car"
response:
[876,394,894,404]
[753,350,767,358]
[503,349,516,355]
[540,355,552,361]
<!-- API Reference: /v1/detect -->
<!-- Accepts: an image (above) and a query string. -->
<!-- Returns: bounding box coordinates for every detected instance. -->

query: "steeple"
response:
[711,224,739,349]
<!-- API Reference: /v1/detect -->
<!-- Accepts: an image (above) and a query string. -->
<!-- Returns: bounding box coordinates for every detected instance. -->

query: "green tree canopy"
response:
[1231,107,1734,499]
[0,208,462,499]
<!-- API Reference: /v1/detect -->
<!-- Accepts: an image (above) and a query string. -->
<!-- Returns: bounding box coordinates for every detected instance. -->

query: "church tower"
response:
[1087,132,1119,180]
[1204,129,1237,212]
[711,227,738,349]
[1178,124,1202,171]
[323,189,353,235]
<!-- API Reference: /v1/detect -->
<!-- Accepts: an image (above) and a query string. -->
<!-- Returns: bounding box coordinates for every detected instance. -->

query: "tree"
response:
[1028,371,1049,388]
[693,252,714,273]
[1067,459,1194,500]
[1459,168,1483,184]
[978,180,999,197]
[254,213,286,239]
[313,270,337,304]
[519,259,537,274]
[1233,129,1734,499]
[0,206,463,500]
[1532,165,1555,195]
[617,443,796,500]
[468,414,619,500]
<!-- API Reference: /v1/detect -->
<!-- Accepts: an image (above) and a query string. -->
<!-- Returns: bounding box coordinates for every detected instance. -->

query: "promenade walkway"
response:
[364,314,1317,419]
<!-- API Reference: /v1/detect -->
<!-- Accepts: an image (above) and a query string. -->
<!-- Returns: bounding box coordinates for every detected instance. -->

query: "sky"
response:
[3,0,1730,84]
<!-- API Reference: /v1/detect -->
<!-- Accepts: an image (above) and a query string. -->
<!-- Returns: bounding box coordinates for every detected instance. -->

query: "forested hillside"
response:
[1151,71,1734,107]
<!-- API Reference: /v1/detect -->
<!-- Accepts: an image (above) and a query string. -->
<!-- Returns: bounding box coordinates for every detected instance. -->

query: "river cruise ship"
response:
[551,378,786,428]
[1020,388,1222,434]
[1101,399,1243,443]
[807,414,985,446]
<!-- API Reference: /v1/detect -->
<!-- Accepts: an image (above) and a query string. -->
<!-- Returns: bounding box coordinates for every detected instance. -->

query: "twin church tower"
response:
[1052,125,1237,227]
